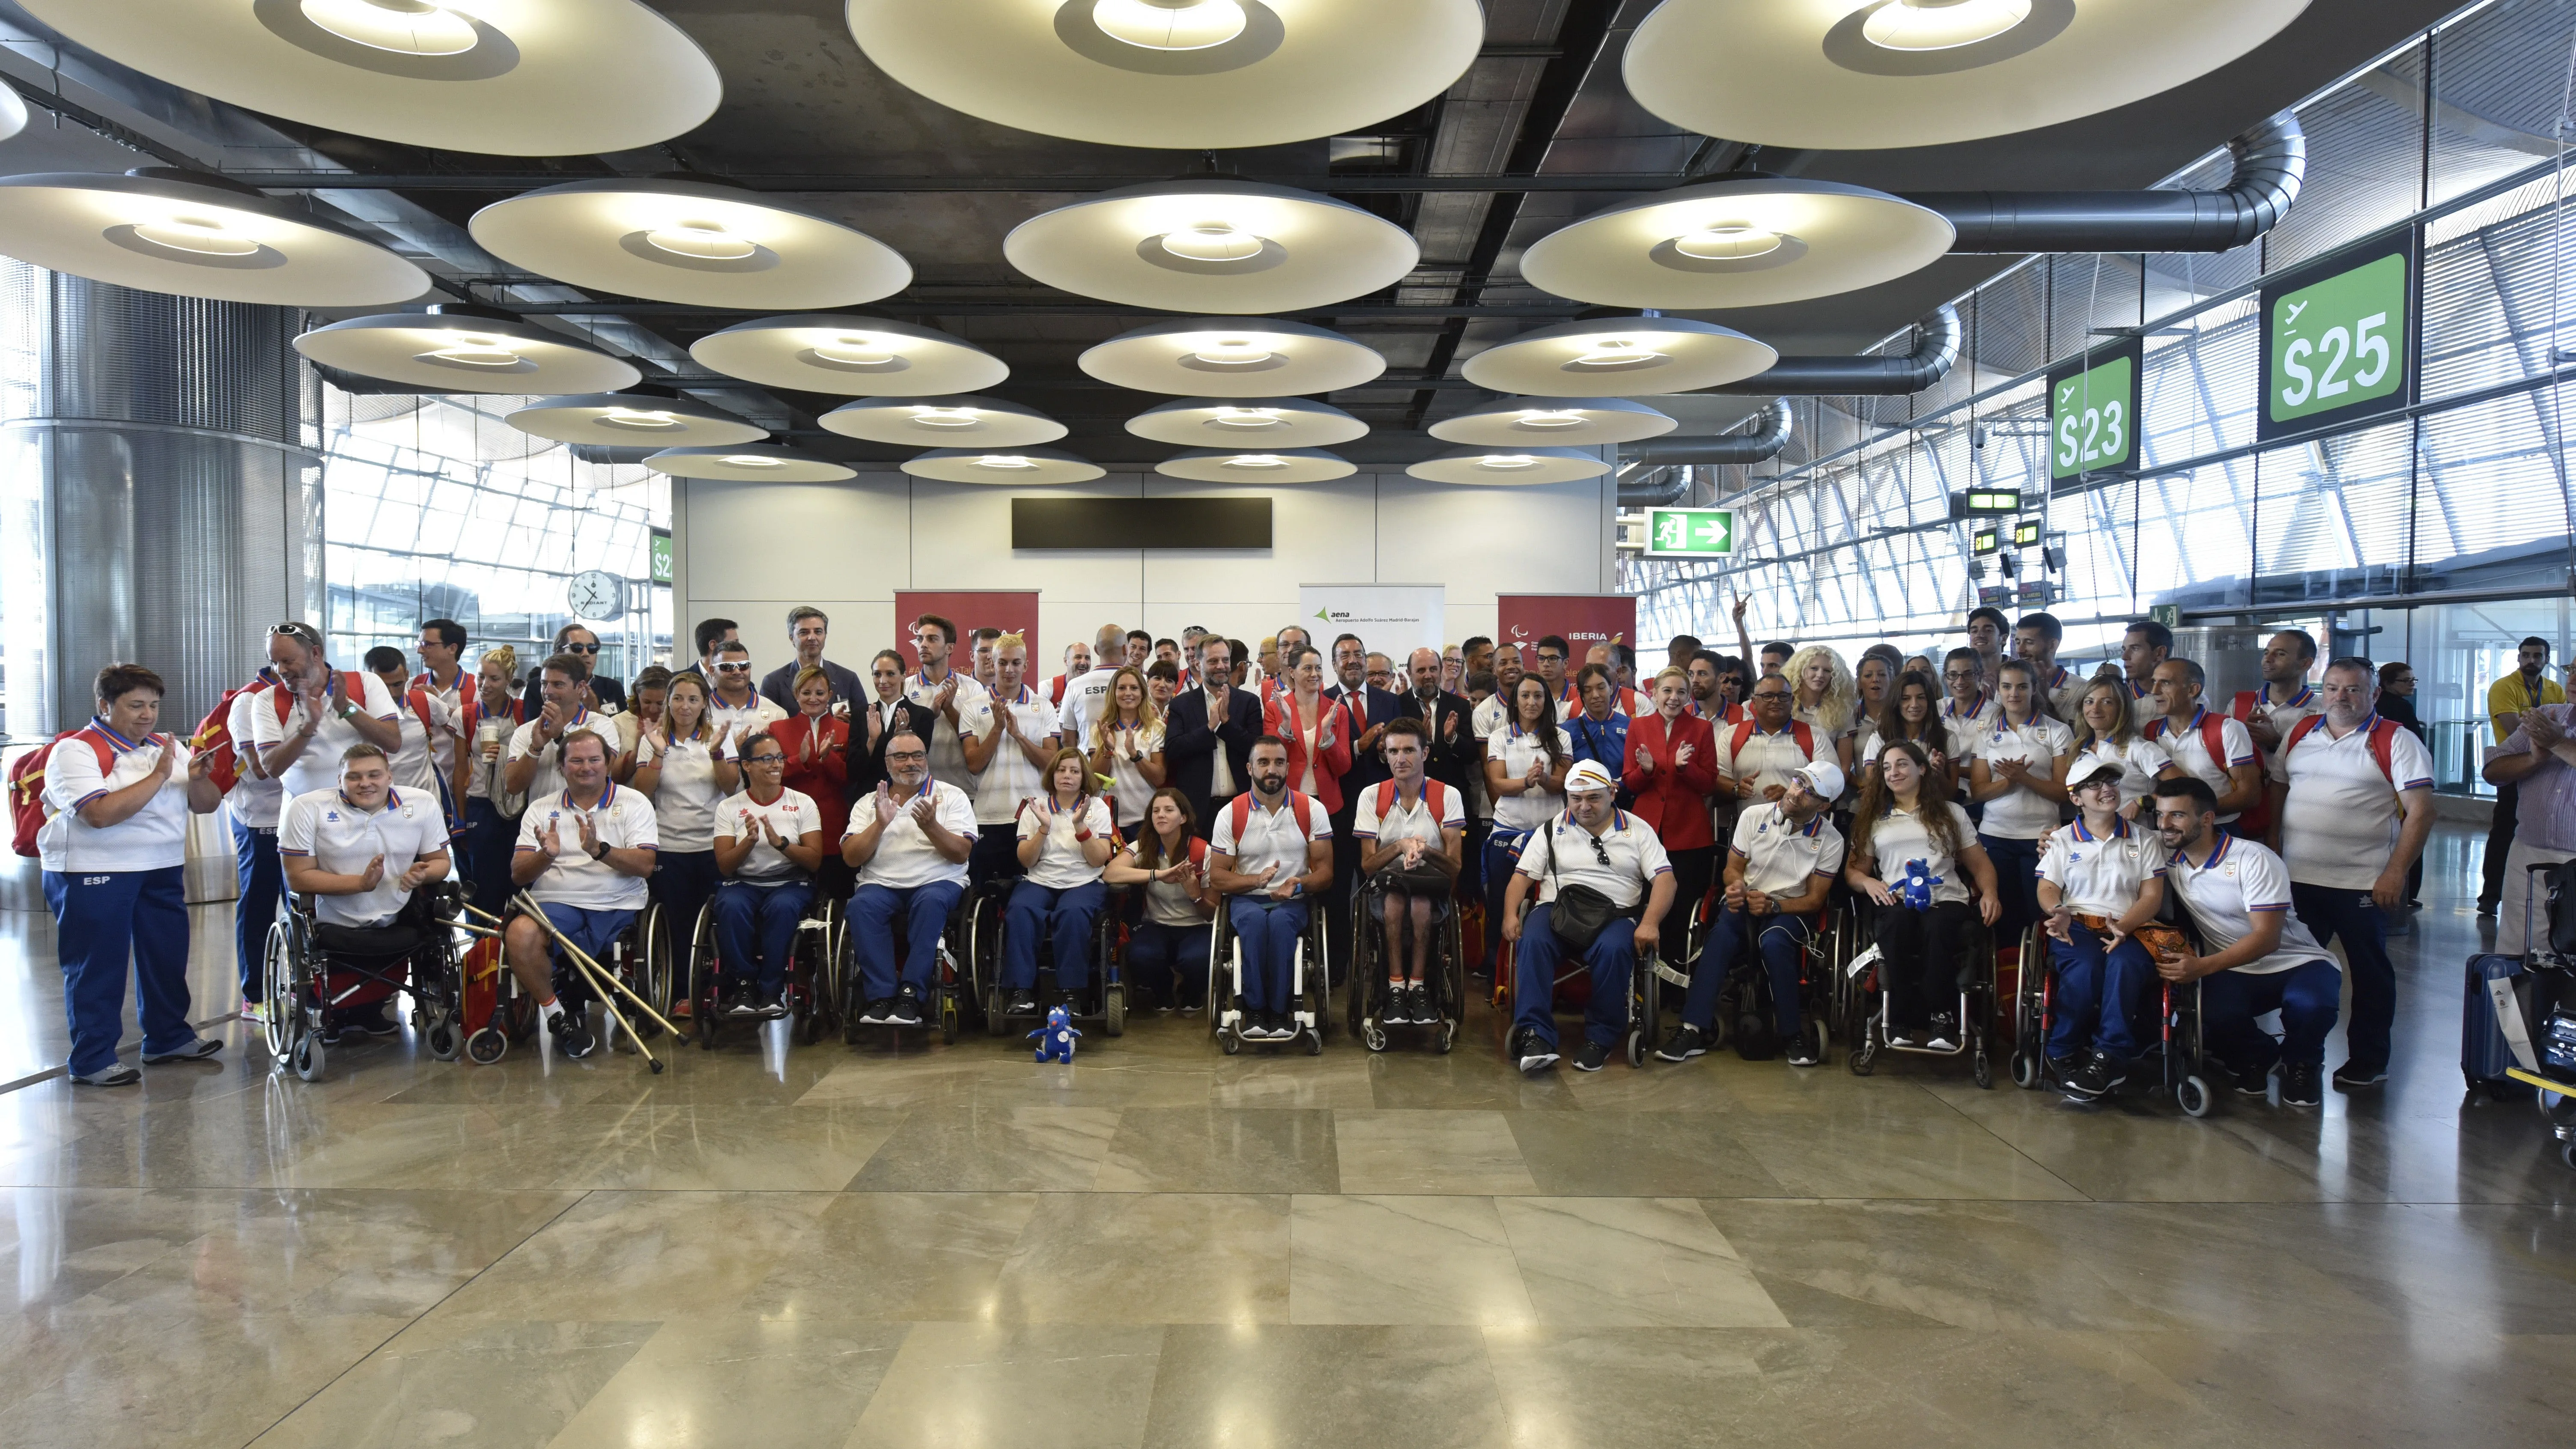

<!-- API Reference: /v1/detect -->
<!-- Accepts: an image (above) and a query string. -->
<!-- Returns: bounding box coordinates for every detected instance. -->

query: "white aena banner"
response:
[1297,584,1446,659]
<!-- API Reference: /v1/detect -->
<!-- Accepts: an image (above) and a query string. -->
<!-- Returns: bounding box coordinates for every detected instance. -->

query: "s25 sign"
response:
[2258,228,2418,442]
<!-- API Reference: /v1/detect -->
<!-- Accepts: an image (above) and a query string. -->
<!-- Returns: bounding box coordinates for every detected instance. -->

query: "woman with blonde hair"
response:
[1783,643,1859,776]
[2068,673,2176,818]
[1088,664,1166,837]
[633,671,738,1006]
[458,644,526,921]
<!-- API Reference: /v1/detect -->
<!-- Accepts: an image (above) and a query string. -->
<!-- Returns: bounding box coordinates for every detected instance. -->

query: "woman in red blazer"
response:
[1263,645,1357,813]
[1625,667,1722,957]
[770,665,853,899]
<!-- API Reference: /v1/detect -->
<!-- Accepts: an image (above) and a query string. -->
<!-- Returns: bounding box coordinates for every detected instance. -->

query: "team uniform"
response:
[2035,662,2091,724]
[278,785,450,928]
[712,786,824,1003]
[2276,713,2433,1079]
[845,778,979,1012]
[2072,736,2175,813]
[226,676,288,1003]
[973,685,1058,883]
[249,671,402,799]
[380,685,458,809]
[906,668,996,794]
[1094,714,1166,831]
[2143,707,2258,825]
[1510,808,1672,1055]
[1860,799,1982,1039]
[502,707,620,805]
[1212,790,1332,1025]
[1679,802,1845,1045]
[1353,777,1465,908]
[1975,711,2076,940]
[2034,817,2170,1065]
[1003,794,1118,994]
[39,722,207,1077]
[706,688,789,748]
[2165,833,2340,1077]
[1056,668,1116,751]
[513,782,659,968]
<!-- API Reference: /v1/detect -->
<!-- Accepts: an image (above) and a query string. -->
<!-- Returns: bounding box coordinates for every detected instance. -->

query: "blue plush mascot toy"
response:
[1030,1003,1082,1063]
[1897,859,1943,911]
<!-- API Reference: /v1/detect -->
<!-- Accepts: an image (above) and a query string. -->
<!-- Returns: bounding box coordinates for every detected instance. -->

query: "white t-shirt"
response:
[1730,802,1846,898]
[717,786,822,883]
[1094,715,1166,828]
[975,686,1057,826]
[1487,725,1567,834]
[905,669,995,794]
[250,671,402,801]
[514,784,659,911]
[1862,800,1981,907]
[846,778,978,891]
[504,709,620,807]
[2143,708,2258,824]
[2072,736,2174,811]
[381,687,457,801]
[278,785,450,927]
[2036,816,2170,918]
[1515,809,1673,910]
[1017,794,1116,890]
[1975,712,2076,840]
[635,730,732,853]
[2165,832,2331,977]
[1211,790,1331,882]
[38,724,197,873]
[2277,716,2435,890]
[1057,668,1116,744]
[1353,778,1464,854]
[1472,691,1513,742]
[226,683,286,829]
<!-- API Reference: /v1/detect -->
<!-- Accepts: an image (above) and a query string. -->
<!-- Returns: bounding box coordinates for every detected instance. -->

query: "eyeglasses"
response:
[887,749,927,762]
[713,661,753,674]
[1750,690,1791,702]
[561,642,601,654]
[268,622,322,647]
[743,752,785,766]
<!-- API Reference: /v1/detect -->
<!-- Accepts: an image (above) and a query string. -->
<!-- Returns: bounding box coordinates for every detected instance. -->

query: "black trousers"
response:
[2481,781,2519,909]
[1872,899,1975,1030]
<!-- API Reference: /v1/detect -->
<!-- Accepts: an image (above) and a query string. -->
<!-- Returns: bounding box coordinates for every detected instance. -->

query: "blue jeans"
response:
[2201,959,2342,1073]
[1230,895,1309,1013]
[2290,883,2394,1073]
[461,797,520,923]
[535,903,636,1008]
[1128,921,1212,1008]
[2046,927,2154,1062]
[1979,833,2043,942]
[713,878,814,995]
[850,880,964,1001]
[1003,880,1107,990]
[232,818,281,1001]
[45,866,195,1076]
[1512,905,1638,1050]
[651,849,721,996]
[1682,906,1811,1037]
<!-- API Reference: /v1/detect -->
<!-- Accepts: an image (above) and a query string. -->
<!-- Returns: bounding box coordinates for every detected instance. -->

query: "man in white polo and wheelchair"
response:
[1504,759,1676,1075]
[277,742,453,1044]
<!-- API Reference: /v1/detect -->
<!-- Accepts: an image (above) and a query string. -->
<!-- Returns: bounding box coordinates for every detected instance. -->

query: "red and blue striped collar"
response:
[2265,683,2317,710]
[1786,807,1827,838]
[85,717,151,752]
[558,784,617,811]
[2070,816,2129,844]
[2046,664,2071,690]
[1944,692,1987,719]
[2185,832,2232,871]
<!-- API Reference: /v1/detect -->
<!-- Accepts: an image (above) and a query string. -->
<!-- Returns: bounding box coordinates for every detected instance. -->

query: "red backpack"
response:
[187,677,271,796]
[1368,778,1452,826]
[9,730,119,858]
[2147,707,2269,830]
[1728,718,1816,762]
[2280,713,2403,787]
[1222,789,1323,846]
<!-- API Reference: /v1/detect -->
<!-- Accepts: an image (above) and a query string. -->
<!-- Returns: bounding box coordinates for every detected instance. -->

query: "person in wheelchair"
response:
[1000,748,1118,1017]
[1208,736,1333,1041]
[1504,760,1676,1075]
[1105,787,1215,1013]
[277,742,452,1043]
[2034,757,2173,1100]
[1657,760,1845,1067]
[711,731,825,1019]
[842,727,976,1028]
[1355,716,1464,1026]
[1847,739,2000,1051]
[505,730,658,1059]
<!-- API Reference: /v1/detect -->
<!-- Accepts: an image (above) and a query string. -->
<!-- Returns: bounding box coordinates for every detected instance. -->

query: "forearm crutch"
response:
[508,892,681,1069]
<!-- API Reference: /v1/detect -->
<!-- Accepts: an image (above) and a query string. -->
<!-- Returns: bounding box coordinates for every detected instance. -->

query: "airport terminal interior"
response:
[4,1,2576,1445]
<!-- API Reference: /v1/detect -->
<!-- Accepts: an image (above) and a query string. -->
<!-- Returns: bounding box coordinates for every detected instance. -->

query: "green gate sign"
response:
[2048,336,2141,480]
[2258,225,2418,441]
[1643,507,1735,558]
[648,529,673,584]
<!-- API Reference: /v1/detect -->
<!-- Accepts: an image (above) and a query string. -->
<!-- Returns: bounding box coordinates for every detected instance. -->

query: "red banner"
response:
[1496,593,1637,670]
[893,591,1040,673]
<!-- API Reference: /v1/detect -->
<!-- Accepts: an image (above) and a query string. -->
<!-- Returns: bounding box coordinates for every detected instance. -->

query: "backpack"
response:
[10,730,119,858]
[188,677,270,795]
[1728,718,1816,763]
[1368,778,1452,827]
[1222,789,1322,848]
[2223,690,2312,836]
[2147,710,2260,826]
[273,671,372,725]
[2281,714,2402,786]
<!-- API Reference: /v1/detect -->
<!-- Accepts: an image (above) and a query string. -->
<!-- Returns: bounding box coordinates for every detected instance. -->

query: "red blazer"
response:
[771,712,851,844]
[1263,691,1357,813]
[1622,710,1720,850]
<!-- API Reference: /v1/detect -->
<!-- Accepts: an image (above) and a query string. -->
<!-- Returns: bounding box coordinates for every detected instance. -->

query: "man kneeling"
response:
[1657,761,1844,1067]
[1505,760,1676,1074]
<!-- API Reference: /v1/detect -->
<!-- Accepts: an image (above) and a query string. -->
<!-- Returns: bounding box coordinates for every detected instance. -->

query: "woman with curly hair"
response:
[1783,643,1859,777]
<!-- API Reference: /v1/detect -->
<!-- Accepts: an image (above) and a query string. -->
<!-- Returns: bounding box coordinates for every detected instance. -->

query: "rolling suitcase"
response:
[2463,952,2538,1098]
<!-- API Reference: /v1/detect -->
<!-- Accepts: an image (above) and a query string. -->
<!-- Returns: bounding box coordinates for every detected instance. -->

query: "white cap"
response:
[1790,760,1846,801]
[1564,759,1618,794]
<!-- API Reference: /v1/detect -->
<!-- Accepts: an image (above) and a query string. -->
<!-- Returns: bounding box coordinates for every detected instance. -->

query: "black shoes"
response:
[143,1037,223,1064]
[549,1008,596,1059]
[1004,992,1038,1017]
[2280,1061,2323,1106]
[2228,1059,2275,1098]
[757,992,788,1020]
[858,999,895,1026]
[2332,1061,2387,1091]
[1512,1026,1559,1075]
[890,986,925,1027]
[2063,1051,2128,1103]
[1656,1023,1709,1062]
[1572,1039,1611,1073]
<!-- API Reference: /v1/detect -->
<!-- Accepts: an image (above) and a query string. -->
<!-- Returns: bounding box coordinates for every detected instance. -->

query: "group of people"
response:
[28,599,2452,1106]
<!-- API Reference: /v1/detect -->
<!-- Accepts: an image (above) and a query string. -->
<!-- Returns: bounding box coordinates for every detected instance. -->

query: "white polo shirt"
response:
[1729,802,1846,897]
[1862,800,1980,907]
[226,681,286,829]
[637,730,735,853]
[1515,809,1673,910]
[2142,708,2257,823]
[38,723,197,873]
[2073,736,2174,811]
[505,710,622,813]
[846,778,977,890]
[1976,712,2076,840]
[2036,816,2169,918]
[1353,778,1464,853]
[279,785,450,927]
[2246,685,2324,783]
[1939,692,2001,763]
[1096,715,1166,828]
[2165,832,2331,977]
[905,669,995,793]
[2277,715,2435,890]
[706,688,788,750]
[515,784,658,911]
[382,686,456,801]
[250,670,402,800]
[1719,719,1820,799]
[1211,789,1331,883]
[1017,794,1116,889]
[1057,668,1116,744]
[976,686,1058,826]
[2035,663,2091,727]
[718,786,821,883]
[1487,725,1567,834]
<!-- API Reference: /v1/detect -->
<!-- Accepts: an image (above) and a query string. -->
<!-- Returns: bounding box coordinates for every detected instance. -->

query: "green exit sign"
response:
[2259,226,2418,441]
[1643,507,1735,558]
[2048,336,2140,479]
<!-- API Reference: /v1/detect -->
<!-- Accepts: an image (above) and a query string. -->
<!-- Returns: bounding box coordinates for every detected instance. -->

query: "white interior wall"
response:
[674,467,1618,670]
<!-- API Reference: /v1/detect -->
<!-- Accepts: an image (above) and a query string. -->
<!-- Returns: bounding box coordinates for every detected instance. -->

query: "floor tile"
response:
[843,1322,1164,1449]
[1287,1193,1535,1326]
[1332,1109,1537,1195]
[1093,1107,1339,1193]
[1496,1197,1789,1328]
[992,1192,1291,1324]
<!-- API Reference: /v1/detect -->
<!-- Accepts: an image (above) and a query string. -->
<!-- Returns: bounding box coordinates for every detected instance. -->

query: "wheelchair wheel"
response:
[464,1025,507,1064]
[1798,1016,1828,1068]
[259,921,295,1063]
[292,1028,325,1083]
[425,1008,461,1061]
[1103,984,1127,1037]
[2177,1074,2213,1118]
[691,903,722,1050]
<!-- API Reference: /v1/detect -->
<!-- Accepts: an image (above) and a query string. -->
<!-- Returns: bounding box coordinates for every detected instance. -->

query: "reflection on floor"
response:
[2,823,2573,1447]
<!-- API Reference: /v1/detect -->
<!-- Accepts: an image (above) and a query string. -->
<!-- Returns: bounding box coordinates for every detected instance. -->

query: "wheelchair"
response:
[1492,897,1657,1067]
[974,880,1130,1041]
[2009,919,2216,1117]
[1843,897,2000,1088]
[262,880,468,1083]
[689,888,846,1049]
[1680,902,1846,1066]
[1347,874,1464,1054]
[1211,891,1331,1055]
[837,887,971,1044]
[459,899,672,1066]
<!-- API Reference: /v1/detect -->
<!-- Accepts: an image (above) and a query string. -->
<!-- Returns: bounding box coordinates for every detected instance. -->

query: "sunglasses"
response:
[561,642,602,654]
[714,661,753,674]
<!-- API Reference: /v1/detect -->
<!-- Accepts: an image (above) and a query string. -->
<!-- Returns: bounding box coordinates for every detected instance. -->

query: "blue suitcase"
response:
[2463,953,2537,1098]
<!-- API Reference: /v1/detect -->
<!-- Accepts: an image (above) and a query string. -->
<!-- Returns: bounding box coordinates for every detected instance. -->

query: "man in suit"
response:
[758,605,864,712]
[849,649,939,802]
[1165,635,1264,838]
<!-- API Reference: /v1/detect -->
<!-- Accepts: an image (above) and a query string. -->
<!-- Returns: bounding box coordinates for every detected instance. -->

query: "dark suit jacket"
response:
[1325,682,1406,804]
[520,669,626,721]
[1392,688,1478,798]
[759,658,865,713]
[848,696,940,801]
[1165,683,1265,836]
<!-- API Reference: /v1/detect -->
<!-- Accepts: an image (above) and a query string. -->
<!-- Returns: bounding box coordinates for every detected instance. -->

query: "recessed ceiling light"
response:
[296,306,641,393]
[643,221,757,261]
[1082,317,1384,397]
[909,407,984,427]
[0,169,427,306]
[1671,224,1781,260]
[1161,221,1264,262]
[692,314,1008,397]
[1093,0,1248,50]
[1460,316,1774,398]
[301,0,480,57]
[1214,407,1282,427]
[718,453,786,467]
[1006,179,1416,313]
[601,408,683,430]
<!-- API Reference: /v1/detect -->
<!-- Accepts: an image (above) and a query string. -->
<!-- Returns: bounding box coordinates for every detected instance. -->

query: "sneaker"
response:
[1380,984,1410,1025]
[549,1009,596,1059]
[239,998,268,1026]
[1410,984,1439,1026]
[2045,1055,2079,1084]
[1572,1039,1611,1073]
[889,987,925,1027]
[1925,1014,1960,1052]
[757,992,788,1020]
[858,999,895,1026]
[69,1063,141,1086]
[1178,1001,1202,1017]
[2280,1061,2323,1107]
[1512,1027,1559,1076]
[141,1037,222,1064]
[1785,1036,1821,1068]
[1888,1025,1923,1049]
[353,1005,401,1038]
[2064,1051,2124,1102]
[1004,992,1037,1017]
[724,991,759,1019]
[2230,1059,2275,1098]
[1656,1023,1709,1062]
[2332,1062,2388,1091]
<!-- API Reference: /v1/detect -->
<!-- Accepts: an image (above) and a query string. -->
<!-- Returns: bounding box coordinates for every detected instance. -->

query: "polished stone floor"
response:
[2,824,2573,1447]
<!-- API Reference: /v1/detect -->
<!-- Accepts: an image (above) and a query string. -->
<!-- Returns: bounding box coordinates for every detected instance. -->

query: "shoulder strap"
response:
[1425,779,1450,816]
[1730,719,1754,754]
[1225,792,1252,838]
[1791,721,1815,757]
[2229,690,2258,721]
[2200,712,2235,768]
[2284,712,2328,756]
[2368,718,2400,784]
[1372,779,1398,817]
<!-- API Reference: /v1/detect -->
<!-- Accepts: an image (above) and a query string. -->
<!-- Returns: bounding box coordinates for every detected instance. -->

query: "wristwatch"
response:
[587,840,608,862]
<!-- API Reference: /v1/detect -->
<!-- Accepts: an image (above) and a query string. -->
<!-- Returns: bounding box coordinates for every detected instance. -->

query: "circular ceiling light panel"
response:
[1005,179,1419,313]
[468,180,911,310]
[1126,395,1368,448]
[1622,0,2311,150]
[1155,447,1353,483]
[1460,316,1776,399]
[690,315,1008,397]
[295,308,642,394]
[1430,397,1677,448]
[0,82,27,143]
[1519,177,1956,310]
[19,0,722,156]
[645,445,857,483]
[507,394,766,447]
[1080,318,1384,398]
[1406,446,1611,487]
[902,447,1105,486]
[0,170,426,306]
[845,0,1482,149]
[820,394,1067,448]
